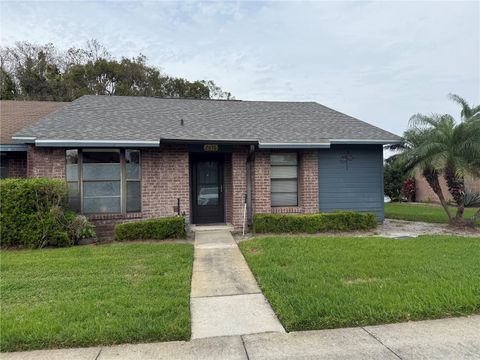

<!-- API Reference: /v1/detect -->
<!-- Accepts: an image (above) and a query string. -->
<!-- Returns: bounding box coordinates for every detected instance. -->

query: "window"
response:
[270,153,298,206]
[66,149,141,214]
[66,150,80,212]
[125,150,141,212]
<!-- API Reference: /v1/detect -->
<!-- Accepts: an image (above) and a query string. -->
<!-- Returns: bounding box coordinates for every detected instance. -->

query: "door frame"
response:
[190,153,225,224]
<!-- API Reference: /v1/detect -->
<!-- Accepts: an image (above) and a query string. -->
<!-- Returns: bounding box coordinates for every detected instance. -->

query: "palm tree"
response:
[449,93,480,120]
[391,95,480,226]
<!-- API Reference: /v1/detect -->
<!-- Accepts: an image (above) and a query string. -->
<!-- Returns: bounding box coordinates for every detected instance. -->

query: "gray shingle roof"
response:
[13,95,400,147]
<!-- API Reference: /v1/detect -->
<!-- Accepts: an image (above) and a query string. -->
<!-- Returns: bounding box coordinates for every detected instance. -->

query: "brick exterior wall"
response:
[141,145,190,220]
[252,152,271,214]
[25,144,322,235]
[27,145,65,179]
[415,173,480,203]
[299,151,319,213]
[231,149,248,228]
[254,150,319,215]
[4,152,27,178]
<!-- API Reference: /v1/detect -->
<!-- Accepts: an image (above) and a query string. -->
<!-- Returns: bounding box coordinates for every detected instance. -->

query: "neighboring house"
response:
[0,100,67,178]
[11,95,400,236]
[415,173,480,203]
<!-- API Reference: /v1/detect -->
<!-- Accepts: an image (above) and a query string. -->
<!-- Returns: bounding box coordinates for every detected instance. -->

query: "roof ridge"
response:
[82,94,318,104]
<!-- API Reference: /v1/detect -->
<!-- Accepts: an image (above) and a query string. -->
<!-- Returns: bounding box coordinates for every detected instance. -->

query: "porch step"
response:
[190,224,234,232]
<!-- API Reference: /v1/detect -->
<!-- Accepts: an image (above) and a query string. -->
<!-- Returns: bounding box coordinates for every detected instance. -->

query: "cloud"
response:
[1,0,478,137]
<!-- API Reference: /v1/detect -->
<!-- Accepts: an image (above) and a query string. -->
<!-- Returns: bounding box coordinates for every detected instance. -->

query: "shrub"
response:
[384,158,408,201]
[0,178,95,248]
[252,212,377,233]
[63,214,97,244]
[400,177,416,202]
[114,217,185,241]
[464,187,480,208]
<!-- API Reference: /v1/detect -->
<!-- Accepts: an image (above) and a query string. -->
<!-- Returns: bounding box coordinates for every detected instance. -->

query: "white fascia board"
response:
[330,139,401,144]
[11,136,36,144]
[34,139,160,147]
[160,137,259,144]
[258,143,331,149]
[0,144,29,152]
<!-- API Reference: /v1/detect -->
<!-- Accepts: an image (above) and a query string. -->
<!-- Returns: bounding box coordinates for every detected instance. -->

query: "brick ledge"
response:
[271,207,304,214]
[86,212,143,221]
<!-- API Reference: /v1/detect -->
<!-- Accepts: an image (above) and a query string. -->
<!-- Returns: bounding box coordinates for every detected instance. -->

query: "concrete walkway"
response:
[190,229,285,338]
[4,315,479,359]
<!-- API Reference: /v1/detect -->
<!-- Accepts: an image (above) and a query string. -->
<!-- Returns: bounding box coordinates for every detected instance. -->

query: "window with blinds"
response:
[65,149,141,214]
[270,153,298,207]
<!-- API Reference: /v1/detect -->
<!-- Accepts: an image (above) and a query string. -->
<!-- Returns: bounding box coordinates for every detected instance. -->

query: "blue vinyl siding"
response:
[318,145,384,221]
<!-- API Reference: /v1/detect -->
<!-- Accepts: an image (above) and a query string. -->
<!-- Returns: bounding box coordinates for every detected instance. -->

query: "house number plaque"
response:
[203,144,219,152]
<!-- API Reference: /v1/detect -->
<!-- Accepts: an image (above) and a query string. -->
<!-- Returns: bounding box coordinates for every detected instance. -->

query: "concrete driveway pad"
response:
[364,315,480,359]
[243,327,399,360]
[191,247,260,297]
[191,293,285,339]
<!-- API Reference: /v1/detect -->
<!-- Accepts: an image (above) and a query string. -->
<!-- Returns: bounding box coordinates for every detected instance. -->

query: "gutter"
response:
[329,139,401,145]
[12,138,161,148]
[0,144,29,152]
[160,138,258,145]
[258,143,331,149]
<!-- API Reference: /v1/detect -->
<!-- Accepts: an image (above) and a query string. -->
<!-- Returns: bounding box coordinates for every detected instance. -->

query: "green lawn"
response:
[0,243,193,352]
[240,235,480,332]
[385,202,479,224]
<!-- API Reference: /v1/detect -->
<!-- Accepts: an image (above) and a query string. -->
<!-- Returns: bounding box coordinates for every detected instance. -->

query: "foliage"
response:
[0,178,95,248]
[388,94,480,225]
[400,177,416,201]
[252,212,377,233]
[0,40,233,101]
[114,217,185,241]
[240,235,480,331]
[63,214,96,244]
[464,187,480,208]
[0,243,193,351]
[384,203,479,225]
[0,66,17,99]
[383,157,409,201]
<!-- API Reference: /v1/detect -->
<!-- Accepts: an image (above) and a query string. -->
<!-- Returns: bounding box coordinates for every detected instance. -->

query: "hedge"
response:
[252,212,377,233]
[0,178,70,248]
[114,217,186,241]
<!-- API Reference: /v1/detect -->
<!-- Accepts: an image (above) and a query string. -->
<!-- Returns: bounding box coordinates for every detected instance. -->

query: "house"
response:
[10,95,400,236]
[415,173,480,203]
[0,100,67,178]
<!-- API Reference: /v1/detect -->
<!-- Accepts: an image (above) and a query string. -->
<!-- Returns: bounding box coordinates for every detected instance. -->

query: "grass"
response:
[240,235,480,332]
[0,243,193,352]
[385,202,479,224]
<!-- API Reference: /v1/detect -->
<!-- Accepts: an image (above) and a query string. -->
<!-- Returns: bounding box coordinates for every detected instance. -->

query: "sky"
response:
[1,0,479,138]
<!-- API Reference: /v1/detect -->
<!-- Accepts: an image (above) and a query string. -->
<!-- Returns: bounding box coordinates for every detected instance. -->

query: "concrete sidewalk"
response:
[190,229,285,338]
[3,315,479,359]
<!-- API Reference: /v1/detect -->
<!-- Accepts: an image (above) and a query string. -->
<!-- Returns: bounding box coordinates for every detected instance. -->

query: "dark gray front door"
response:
[191,154,225,224]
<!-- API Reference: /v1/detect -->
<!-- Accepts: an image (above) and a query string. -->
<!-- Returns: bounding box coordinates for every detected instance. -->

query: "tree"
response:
[0,40,233,101]
[449,93,480,120]
[383,157,409,201]
[391,95,480,226]
[0,67,17,99]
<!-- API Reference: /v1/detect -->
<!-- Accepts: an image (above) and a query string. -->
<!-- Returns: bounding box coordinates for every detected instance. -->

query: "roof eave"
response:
[258,142,331,149]
[330,139,401,145]
[0,144,29,152]
[34,139,160,148]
